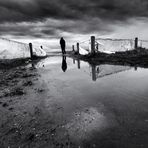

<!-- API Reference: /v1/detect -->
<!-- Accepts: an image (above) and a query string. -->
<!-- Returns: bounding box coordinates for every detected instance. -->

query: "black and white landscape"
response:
[0,0,148,148]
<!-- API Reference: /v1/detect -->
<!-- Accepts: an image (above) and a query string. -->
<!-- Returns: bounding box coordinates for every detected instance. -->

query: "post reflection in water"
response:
[61,55,67,72]
[77,59,81,69]
[91,65,97,81]
[72,57,99,81]
[71,58,131,82]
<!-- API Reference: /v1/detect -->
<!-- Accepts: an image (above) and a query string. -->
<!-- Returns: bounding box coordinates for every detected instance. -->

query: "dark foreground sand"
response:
[0,59,80,148]
[0,63,50,147]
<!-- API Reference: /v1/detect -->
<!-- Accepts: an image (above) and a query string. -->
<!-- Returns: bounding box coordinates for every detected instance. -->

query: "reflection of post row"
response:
[73,57,131,81]
[73,58,81,69]
[90,65,131,81]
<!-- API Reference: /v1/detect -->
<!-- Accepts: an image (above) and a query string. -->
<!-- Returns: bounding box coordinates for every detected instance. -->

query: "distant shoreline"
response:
[1,48,148,69]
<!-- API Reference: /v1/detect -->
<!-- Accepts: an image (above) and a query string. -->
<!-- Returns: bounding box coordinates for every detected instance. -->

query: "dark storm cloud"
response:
[0,0,79,23]
[0,21,60,38]
[0,18,113,40]
[0,0,148,23]
[1,0,148,39]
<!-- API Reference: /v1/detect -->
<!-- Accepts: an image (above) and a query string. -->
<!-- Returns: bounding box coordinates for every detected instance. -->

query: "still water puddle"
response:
[35,55,132,82]
[28,55,148,146]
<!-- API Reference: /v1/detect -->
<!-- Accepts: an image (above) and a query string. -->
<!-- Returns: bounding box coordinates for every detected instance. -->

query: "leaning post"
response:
[135,37,138,49]
[77,43,79,54]
[91,36,95,54]
[29,43,34,60]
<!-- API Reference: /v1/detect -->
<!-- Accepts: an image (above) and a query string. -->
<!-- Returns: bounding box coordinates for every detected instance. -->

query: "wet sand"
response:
[0,54,148,148]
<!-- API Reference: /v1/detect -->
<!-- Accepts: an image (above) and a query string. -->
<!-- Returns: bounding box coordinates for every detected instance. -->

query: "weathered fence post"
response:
[135,37,138,49]
[29,43,34,60]
[77,43,79,54]
[91,36,95,54]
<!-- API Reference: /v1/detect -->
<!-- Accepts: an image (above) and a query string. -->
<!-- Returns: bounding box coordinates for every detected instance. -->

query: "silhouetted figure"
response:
[60,37,66,54]
[40,46,43,49]
[61,56,67,72]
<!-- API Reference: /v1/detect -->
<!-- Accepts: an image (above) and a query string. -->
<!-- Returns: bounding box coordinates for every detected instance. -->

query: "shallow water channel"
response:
[29,54,148,147]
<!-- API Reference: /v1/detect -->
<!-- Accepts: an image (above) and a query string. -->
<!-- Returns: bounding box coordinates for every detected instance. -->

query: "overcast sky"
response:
[1,0,148,50]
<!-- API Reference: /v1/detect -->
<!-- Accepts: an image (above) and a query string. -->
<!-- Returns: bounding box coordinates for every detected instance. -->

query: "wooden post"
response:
[77,43,79,54]
[135,37,138,49]
[91,36,95,54]
[29,43,34,60]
